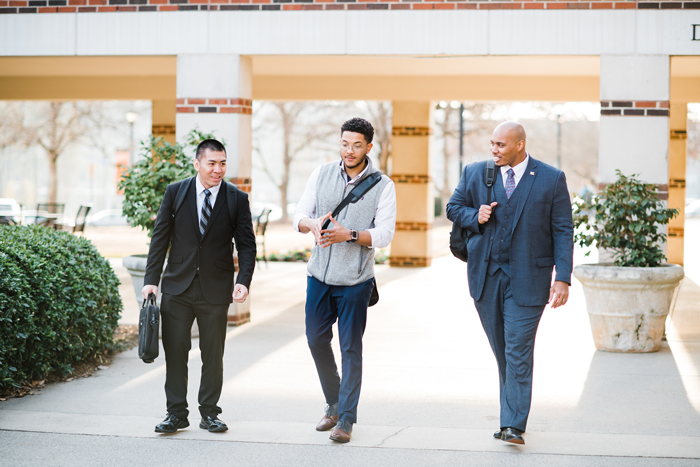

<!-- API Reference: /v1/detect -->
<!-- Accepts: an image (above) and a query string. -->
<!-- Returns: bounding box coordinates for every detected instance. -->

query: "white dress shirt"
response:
[195,175,221,224]
[293,161,397,249]
[500,153,530,190]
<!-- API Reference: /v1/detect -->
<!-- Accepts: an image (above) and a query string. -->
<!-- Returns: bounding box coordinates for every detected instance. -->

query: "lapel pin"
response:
[530,171,535,175]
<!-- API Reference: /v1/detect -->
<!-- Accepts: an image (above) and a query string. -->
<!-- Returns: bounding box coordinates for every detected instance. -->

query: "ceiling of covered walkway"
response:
[0,55,699,102]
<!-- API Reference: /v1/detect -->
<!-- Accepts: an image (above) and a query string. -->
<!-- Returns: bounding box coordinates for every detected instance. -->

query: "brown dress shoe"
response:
[316,414,338,432]
[329,420,352,443]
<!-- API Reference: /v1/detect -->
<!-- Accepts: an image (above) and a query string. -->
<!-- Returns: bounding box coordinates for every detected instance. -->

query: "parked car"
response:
[0,198,22,225]
[86,209,129,226]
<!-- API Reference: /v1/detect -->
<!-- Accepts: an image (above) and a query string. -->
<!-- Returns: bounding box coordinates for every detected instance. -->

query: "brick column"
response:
[177,54,253,325]
[668,102,687,266]
[599,55,671,262]
[389,101,434,268]
[152,99,176,145]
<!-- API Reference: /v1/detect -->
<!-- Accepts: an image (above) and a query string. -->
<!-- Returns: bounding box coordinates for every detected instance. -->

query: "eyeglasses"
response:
[340,142,365,152]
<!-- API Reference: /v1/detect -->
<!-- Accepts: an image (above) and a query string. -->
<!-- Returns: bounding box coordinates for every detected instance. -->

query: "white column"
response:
[176,54,253,325]
[599,55,671,260]
[176,54,252,193]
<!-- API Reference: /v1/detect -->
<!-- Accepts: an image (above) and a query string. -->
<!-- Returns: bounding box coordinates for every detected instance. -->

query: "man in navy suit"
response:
[446,122,573,445]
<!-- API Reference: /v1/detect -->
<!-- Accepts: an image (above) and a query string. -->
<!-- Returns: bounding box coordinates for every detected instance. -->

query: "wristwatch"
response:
[349,229,358,243]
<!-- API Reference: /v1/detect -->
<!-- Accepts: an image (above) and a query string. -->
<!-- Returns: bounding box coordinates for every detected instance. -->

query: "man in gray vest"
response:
[446,121,573,445]
[293,118,396,443]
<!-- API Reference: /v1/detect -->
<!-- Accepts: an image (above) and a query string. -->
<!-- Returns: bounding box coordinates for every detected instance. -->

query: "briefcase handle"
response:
[142,292,157,308]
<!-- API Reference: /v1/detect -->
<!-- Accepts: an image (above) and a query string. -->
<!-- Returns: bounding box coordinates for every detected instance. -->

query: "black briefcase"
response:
[138,293,160,363]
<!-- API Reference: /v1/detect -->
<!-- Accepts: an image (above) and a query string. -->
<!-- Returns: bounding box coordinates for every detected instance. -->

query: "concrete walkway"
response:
[2,223,700,466]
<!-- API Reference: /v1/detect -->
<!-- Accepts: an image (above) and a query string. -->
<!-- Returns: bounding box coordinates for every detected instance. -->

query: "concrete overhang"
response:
[0,54,697,102]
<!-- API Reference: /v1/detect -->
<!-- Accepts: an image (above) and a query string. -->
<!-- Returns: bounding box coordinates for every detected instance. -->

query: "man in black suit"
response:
[142,139,256,434]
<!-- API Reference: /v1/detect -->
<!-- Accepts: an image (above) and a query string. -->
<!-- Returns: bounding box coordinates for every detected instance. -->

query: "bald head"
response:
[490,121,528,168]
[494,121,526,146]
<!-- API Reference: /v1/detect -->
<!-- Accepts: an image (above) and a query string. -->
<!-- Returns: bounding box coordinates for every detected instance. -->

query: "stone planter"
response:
[573,263,684,353]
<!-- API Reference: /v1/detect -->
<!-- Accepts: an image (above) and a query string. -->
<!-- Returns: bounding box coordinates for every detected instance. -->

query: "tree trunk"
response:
[439,107,455,216]
[279,104,292,223]
[379,143,390,175]
[47,152,58,204]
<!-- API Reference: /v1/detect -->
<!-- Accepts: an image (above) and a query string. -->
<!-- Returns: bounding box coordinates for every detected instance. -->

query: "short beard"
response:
[344,155,367,170]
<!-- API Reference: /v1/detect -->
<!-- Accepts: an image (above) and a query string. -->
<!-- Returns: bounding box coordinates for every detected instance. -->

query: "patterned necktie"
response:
[505,168,516,199]
[200,189,211,235]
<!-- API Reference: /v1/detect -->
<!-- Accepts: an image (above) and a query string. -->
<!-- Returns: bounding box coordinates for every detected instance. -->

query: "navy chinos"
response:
[305,275,374,424]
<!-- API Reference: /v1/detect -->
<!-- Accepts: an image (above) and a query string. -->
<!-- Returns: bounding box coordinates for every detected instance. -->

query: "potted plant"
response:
[572,170,683,353]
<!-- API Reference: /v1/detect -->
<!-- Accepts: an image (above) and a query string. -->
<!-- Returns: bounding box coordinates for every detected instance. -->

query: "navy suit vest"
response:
[487,171,523,277]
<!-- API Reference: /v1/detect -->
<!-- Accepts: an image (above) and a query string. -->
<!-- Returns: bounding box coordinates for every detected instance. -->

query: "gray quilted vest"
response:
[306,158,390,286]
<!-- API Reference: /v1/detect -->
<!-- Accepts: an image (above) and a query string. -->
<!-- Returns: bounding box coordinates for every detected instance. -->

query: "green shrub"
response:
[572,170,679,267]
[0,225,123,388]
[118,129,219,238]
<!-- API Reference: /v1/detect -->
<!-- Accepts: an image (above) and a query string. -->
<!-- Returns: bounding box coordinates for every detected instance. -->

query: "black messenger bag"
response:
[449,159,496,263]
[138,293,160,363]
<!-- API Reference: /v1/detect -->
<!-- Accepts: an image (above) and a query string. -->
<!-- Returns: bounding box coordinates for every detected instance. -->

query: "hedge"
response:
[0,225,123,388]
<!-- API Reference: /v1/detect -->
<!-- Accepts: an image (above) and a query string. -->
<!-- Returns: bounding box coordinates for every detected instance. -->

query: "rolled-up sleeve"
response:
[293,166,320,232]
[367,180,396,249]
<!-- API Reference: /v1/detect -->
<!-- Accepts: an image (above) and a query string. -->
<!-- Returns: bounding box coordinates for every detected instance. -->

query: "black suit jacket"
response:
[144,178,256,305]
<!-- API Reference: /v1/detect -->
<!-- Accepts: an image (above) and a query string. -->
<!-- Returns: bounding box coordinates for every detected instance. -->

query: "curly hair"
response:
[340,118,374,144]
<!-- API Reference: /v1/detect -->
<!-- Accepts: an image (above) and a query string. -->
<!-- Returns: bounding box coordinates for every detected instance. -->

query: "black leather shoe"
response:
[155,413,189,433]
[501,427,525,445]
[493,429,502,439]
[199,416,228,433]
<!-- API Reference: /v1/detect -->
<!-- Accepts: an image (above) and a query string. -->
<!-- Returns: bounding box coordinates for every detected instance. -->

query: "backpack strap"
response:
[321,172,383,230]
[226,181,239,229]
[484,159,496,205]
[171,176,195,220]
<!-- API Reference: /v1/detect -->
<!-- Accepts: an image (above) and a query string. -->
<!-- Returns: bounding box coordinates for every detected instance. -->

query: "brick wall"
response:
[0,0,696,13]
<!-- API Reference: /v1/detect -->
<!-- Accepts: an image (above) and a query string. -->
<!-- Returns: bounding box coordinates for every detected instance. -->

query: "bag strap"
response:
[171,176,195,220]
[225,181,238,229]
[484,159,496,205]
[321,171,383,230]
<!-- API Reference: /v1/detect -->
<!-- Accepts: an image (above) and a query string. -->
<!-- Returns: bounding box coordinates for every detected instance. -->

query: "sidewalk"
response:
[1,224,699,466]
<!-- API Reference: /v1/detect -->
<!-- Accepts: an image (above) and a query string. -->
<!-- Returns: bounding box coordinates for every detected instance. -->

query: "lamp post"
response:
[552,105,565,170]
[125,111,139,166]
[459,103,465,174]
[556,113,562,170]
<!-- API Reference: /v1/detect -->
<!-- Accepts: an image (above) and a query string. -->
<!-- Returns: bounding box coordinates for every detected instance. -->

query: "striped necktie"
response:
[200,189,211,235]
[505,168,516,199]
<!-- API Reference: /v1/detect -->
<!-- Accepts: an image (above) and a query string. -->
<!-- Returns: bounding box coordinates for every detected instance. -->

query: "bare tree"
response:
[364,101,392,175]
[0,102,118,204]
[254,102,336,222]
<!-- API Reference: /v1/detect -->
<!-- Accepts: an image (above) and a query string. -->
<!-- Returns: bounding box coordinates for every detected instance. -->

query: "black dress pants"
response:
[161,274,229,418]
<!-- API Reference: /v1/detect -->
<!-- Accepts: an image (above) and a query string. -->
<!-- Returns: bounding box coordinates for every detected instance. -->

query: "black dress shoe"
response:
[199,416,228,433]
[493,429,502,439]
[155,413,189,433]
[501,427,525,445]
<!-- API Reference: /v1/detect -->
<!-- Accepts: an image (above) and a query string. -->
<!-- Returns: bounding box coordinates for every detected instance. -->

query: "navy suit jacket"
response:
[446,156,574,307]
